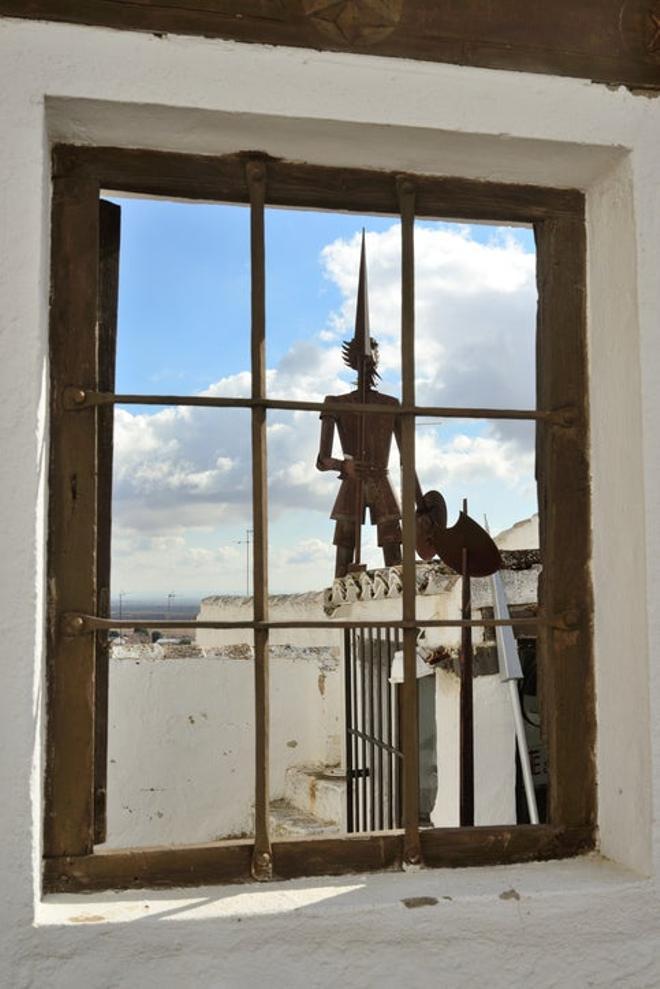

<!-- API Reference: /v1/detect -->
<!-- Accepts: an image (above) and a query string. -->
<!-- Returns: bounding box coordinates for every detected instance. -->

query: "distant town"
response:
[110,596,204,623]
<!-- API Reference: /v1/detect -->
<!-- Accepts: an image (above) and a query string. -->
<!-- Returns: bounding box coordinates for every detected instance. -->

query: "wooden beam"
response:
[2,1,659,91]
[43,825,595,892]
[53,145,584,223]
[535,214,595,829]
[46,172,100,857]
[93,199,121,846]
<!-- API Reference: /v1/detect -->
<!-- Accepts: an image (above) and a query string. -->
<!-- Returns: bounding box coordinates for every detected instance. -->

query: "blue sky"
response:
[110,198,537,599]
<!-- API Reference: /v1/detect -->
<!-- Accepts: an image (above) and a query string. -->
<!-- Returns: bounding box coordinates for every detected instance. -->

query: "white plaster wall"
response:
[197,592,342,649]
[495,514,539,550]
[432,669,516,827]
[1,13,660,988]
[105,652,341,847]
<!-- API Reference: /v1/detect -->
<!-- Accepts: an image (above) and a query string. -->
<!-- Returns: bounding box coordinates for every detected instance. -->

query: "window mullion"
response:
[94,198,121,846]
[47,173,100,858]
[397,177,421,866]
[246,161,272,880]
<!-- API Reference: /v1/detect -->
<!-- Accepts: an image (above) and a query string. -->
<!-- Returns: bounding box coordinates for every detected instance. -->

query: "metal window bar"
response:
[398,177,421,865]
[63,615,547,633]
[246,160,272,881]
[63,387,573,426]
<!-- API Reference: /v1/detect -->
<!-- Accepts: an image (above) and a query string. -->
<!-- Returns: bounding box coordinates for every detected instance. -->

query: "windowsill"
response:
[36,854,647,927]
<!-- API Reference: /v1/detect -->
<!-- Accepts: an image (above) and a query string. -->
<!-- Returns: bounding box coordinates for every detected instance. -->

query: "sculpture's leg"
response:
[383,542,402,568]
[335,544,355,578]
[334,519,355,578]
[379,518,403,569]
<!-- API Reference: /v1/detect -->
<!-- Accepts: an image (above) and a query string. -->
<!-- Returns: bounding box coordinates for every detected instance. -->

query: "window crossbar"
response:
[62,614,553,634]
[62,387,574,425]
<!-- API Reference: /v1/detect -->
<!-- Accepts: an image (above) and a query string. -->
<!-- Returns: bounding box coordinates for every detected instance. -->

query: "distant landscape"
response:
[110,597,204,622]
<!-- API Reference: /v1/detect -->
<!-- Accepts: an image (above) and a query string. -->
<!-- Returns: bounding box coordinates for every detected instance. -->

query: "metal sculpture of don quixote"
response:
[316,231,506,826]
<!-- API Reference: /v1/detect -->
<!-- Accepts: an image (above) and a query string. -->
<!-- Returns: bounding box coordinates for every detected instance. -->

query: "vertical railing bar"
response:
[344,628,354,834]
[352,628,359,833]
[360,632,367,832]
[397,176,421,865]
[395,628,403,829]
[246,160,272,881]
[368,627,375,832]
[376,627,384,831]
[386,629,394,830]
[460,540,475,826]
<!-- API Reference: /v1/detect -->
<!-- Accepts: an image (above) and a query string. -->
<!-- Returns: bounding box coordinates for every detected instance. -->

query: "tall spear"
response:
[351,229,372,571]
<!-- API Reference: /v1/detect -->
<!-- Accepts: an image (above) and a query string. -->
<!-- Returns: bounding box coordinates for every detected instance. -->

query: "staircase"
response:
[269,764,346,836]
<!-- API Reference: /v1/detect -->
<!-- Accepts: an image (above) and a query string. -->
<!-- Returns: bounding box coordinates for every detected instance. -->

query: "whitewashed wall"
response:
[2,14,660,988]
[105,650,341,847]
[197,591,342,649]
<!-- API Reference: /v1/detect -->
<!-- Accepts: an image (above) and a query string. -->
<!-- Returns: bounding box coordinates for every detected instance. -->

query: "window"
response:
[45,145,594,891]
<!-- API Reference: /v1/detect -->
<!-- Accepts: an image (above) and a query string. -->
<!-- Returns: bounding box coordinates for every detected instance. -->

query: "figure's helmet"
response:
[342,229,380,387]
[341,337,380,387]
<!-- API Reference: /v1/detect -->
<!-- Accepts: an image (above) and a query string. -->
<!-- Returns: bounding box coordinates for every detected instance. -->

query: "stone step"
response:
[284,764,346,829]
[269,798,339,837]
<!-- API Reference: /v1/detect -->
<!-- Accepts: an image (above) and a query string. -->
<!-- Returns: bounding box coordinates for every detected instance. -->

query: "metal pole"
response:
[459,498,475,827]
[509,680,539,824]
[485,527,540,826]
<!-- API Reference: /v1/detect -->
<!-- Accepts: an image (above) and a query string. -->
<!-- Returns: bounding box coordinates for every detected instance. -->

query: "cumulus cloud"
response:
[112,222,538,593]
[322,224,537,411]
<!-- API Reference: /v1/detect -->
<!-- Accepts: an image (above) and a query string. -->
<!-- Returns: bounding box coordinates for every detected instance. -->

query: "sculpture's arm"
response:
[316,413,346,474]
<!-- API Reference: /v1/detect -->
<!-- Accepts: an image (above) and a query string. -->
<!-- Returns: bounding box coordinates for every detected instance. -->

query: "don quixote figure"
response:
[316,232,413,578]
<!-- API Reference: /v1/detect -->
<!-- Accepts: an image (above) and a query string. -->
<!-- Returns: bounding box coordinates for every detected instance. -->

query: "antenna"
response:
[236,528,254,597]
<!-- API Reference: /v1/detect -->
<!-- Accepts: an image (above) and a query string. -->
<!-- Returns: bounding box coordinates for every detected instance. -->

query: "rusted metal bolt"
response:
[70,388,87,405]
[396,176,416,199]
[68,615,85,633]
[247,161,266,183]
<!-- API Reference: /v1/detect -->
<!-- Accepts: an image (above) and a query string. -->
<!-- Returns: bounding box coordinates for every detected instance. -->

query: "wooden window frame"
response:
[44,144,594,893]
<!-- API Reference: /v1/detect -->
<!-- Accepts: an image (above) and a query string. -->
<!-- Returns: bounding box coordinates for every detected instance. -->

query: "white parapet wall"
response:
[197,591,343,649]
[107,531,540,847]
[104,645,342,848]
[432,669,517,827]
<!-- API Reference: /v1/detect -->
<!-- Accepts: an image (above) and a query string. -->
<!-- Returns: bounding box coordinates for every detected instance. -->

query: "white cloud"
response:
[321,224,537,411]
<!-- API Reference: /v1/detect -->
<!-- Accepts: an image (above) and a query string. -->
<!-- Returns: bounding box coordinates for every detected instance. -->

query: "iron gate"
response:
[344,627,403,832]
